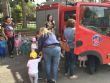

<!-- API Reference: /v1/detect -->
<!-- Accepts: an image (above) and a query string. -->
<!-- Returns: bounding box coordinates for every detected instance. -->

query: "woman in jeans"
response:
[64,19,78,79]
[1,16,15,58]
[38,27,61,83]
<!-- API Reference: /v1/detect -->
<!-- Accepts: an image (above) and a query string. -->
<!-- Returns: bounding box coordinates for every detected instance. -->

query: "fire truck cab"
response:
[36,2,110,74]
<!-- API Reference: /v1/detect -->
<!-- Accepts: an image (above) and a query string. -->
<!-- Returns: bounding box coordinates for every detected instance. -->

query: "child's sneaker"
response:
[10,55,14,58]
[64,73,68,76]
[69,75,78,79]
[38,77,43,80]
[52,80,56,83]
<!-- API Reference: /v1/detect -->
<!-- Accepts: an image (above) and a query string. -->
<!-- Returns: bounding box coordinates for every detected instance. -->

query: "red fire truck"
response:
[36,2,110,74]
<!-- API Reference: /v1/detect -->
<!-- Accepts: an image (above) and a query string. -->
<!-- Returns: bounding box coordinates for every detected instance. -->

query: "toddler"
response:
[21,34,30,56]
[78,55,87,67]
[27,50,42,83]
[31,37,38,51]
[0,34,7,58]
[14,34,22,56]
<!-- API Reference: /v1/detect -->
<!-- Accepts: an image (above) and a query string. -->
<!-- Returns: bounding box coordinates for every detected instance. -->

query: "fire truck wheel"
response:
[86,56,99,75]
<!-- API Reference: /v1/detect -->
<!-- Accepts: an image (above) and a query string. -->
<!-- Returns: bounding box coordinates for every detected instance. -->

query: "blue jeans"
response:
[65,48,76,76]
[43,46,61,81]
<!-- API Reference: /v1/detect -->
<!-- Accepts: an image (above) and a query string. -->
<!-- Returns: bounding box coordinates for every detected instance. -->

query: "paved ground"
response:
[0,55,110,83]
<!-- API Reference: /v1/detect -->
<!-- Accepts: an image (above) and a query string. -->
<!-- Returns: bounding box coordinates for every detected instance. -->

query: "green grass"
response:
[15,22,36,30]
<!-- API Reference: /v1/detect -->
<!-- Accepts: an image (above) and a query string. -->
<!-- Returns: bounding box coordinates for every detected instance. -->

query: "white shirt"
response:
[27,58,41,74]
[31,43,38,50]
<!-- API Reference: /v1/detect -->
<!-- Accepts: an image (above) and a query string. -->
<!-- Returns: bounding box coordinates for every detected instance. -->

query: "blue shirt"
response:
[64,27,75,48]
[38,32,59,51]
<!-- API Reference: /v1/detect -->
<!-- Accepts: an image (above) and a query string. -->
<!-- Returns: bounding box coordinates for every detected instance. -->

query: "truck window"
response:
[64,10,76,21]
[80,6,110,36]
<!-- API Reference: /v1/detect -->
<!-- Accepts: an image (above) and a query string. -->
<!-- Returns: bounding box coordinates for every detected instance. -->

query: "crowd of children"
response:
[0,32,31,58]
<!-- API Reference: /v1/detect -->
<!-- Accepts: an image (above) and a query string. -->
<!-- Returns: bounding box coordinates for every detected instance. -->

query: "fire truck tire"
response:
[86,56,99,75]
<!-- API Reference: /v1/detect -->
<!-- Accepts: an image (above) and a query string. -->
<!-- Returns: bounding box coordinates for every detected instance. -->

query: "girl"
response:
[27,50,42,83]
[31,37,38,51]
[78,56,87,67]
[14,34,22,56]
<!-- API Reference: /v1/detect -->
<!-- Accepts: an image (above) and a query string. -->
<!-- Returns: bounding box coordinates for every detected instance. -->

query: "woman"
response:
[38,27,61,83]
[64,19,78,79]
[1,16,15,58]
[45,14,55,33]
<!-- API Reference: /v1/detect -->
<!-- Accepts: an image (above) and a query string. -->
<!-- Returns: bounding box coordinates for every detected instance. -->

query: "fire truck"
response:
[36,2,110,74]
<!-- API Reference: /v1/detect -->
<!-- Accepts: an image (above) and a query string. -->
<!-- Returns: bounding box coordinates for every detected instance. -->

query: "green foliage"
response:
[10,0,36,22]
[0,3,2,13]
[12,4,22,22]
[26,1,36,21]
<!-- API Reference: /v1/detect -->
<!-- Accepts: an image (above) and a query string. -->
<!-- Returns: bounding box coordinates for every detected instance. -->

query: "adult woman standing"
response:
[64,19,78,79]
[38,27,61,83]
[45,14,55,33]
[1,16,15,58]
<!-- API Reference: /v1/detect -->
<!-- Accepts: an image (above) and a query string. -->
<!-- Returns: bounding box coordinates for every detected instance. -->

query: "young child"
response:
[21,34,30,56]
[0,34,7,58]
[31,37,38,51]
[14,34,22,56]
[57,35,65,58]
[27,50,42,83]
[78,55,87,67]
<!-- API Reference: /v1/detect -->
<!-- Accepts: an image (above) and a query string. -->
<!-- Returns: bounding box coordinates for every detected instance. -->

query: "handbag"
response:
[60,40,70,52]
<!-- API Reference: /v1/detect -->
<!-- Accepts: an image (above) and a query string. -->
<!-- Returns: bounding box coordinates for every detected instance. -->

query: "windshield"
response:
[80,5,110,36]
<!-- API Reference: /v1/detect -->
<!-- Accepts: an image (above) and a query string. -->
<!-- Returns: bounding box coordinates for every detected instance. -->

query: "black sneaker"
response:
[47,80,53,83]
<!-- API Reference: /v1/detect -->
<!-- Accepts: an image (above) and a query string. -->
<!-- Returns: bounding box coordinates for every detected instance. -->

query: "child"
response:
[27,50,42,83]
[78,55,87,67]
[0,34,7,58]
[31,37,38,51]
[57,35,65,58]
[14,34,22,56]
[57,35,65,72]
[21,34,30,56]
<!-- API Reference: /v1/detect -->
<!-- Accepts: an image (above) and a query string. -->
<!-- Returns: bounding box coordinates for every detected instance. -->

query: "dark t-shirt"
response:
[45,21,55,30]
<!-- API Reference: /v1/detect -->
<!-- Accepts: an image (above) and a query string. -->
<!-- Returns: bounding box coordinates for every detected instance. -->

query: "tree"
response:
[1,0,9,17]
[21,0,27,28]
[0,1,2,13]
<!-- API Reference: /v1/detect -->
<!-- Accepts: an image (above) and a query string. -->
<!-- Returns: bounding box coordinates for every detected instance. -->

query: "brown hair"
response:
[66,19,76,28]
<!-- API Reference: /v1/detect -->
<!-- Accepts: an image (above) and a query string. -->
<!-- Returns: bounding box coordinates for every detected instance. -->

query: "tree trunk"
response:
[21,0,27,28]
[1,0,9,17]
